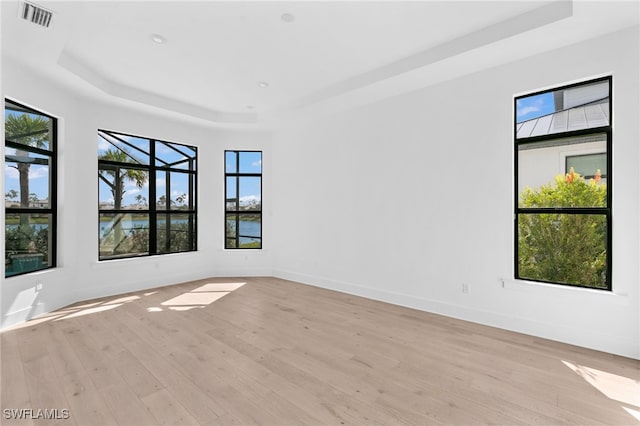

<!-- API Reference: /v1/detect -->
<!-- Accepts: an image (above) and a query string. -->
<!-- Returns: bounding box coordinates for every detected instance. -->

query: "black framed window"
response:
[4,99,57,277]
[225,151,262,249]
[98,130,197,260]
[515,76,612,290]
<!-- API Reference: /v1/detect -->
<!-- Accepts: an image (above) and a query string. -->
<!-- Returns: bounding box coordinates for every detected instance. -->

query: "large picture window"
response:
[225,151,262,249]
[515,77,611,290]
[98,130,197,260]
[4,99,57,277]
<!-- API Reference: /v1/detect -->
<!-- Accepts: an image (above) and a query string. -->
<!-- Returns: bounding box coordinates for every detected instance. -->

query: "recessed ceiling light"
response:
[258,81,269,88]
[150,33,167,44]
[281,13,295,23]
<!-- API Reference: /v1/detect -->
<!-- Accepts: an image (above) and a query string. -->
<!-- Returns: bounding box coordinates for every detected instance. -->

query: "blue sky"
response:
[4,150,50,201]
[6,130,261,208]
[97,134,199,207]
[516,92,555,123]
[226,151,262,205]
[4,108,51,202]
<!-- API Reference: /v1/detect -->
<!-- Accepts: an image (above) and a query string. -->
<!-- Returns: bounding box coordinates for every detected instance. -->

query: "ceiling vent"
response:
[19,1,54,28]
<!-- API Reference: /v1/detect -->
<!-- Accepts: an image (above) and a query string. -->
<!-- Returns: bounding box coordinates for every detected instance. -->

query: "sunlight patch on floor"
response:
[562,360,640,409]
[58,303,123,319]
[623,406,640,422]
[161,291,228,307]
[104,295,140,304]
[149,282,246,312]
[6,280,248,324]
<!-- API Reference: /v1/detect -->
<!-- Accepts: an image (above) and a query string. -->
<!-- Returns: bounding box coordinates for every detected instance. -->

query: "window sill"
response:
[503,277,627,297]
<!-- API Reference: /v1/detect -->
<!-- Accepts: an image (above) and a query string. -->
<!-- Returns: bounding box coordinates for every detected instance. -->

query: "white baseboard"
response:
[273,268,639,360]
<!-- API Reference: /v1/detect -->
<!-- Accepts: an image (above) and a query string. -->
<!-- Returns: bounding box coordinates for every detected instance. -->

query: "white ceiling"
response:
[2,1,638,128]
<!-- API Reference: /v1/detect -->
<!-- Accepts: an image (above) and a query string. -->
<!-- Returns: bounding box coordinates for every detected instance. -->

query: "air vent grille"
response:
[20,1,53,28]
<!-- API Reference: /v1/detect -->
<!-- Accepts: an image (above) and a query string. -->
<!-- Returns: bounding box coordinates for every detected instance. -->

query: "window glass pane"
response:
[98,131,150,165]
[155,141,196,170]
[155,171,167,209]
[226,177,237,211]
[518,213,607,289]
[169,172,191,210]
[239,151,262,173]
[5,102,53,151]
[157,213,194,253]
[226,214,237,238]
[225,151,237,173]
[5,147,51,209]
[5,213,52,276]
[154,171,192,210]
[518,135,606,208]
[238,213,261,238]
[516,80,609,137]
[98,165,149,210]
[239,176,261,211]
[566,153,607,179]
[239,237,261,249]
[99,213,149,259]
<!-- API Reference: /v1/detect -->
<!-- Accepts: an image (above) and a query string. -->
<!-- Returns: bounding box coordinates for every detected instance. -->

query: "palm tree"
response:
[175,193,187,207]
[98,148,148,209]
[135,194,147,207]
[98,148,148,250]
[5,189,18,202]
[5,112,50,224]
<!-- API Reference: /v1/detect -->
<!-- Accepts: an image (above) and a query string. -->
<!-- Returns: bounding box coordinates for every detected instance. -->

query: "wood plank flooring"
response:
[1,277,639,425]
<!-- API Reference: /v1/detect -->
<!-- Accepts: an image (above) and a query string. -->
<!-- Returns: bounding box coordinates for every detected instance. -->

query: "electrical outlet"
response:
[462,283,469,294]
[36,281,43,291]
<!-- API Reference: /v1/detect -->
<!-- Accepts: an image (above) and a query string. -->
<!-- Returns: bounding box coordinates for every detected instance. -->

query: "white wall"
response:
[518,140,606,194]
[1,56,273,328]
[2,22,638,360]
[271,26,640,359]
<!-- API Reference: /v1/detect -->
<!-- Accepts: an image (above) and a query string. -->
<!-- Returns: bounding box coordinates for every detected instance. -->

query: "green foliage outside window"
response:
[518,168,607,288]
[5,225,49,260]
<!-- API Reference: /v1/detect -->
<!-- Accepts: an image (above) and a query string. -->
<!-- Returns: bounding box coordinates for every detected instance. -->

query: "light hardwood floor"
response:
[1,277,639,425]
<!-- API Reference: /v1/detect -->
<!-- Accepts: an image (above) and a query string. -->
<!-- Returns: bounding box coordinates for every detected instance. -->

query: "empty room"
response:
[2,0,639,425]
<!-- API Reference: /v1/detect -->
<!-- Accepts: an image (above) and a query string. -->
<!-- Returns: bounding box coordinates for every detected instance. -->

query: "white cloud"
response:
[517,106,540,117]
[29,167,49,179]
[239,195,260,204]
[251,160,262,167]
[5,165,18,179]
[4,165,48,180]
[517,98,544,118]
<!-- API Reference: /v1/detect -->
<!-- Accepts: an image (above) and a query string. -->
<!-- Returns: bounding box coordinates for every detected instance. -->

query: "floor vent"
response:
[19,1,54,28]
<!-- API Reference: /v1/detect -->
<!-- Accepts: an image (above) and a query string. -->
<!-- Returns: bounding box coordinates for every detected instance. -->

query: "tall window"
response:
[98,130,197,260]
[515,76,612,290]
[4,99,57,277]
[225,151,262,249]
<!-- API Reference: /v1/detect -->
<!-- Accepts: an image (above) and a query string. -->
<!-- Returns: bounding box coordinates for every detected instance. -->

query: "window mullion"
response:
[149,141,157,255]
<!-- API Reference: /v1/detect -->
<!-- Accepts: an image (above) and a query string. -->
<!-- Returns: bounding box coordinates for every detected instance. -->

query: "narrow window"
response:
[98,130,197,260]
[515,77,612,290]
[225,151,262,249]
[4,99,57,276]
